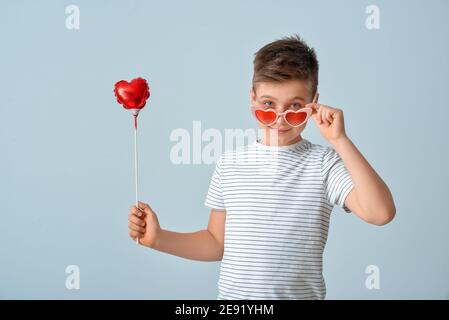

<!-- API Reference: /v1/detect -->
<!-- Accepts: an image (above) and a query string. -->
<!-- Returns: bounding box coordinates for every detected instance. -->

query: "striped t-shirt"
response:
[204,138,354,300]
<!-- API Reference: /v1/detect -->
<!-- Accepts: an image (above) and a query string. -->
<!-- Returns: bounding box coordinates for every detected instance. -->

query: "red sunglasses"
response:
[250,106,312,127]
[250,92,318,127]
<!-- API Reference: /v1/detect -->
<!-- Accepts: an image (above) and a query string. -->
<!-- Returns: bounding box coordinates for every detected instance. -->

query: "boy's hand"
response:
[306,102,347,143]
[128,201,161,248]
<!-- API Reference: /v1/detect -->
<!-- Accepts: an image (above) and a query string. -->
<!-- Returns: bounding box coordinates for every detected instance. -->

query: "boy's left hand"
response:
[306,102,347,143]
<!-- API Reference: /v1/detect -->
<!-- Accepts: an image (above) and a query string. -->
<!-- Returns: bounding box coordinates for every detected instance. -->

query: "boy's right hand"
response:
[128,201,161,248]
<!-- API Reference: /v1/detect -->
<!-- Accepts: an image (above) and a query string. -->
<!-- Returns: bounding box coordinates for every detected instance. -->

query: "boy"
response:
[127,35,396,299]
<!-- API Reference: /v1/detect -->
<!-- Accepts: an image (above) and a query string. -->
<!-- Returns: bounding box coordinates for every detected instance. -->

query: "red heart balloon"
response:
[114,77,150,110]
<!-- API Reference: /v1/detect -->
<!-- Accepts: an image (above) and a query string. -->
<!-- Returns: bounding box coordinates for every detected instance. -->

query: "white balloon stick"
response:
[133,112,140,245]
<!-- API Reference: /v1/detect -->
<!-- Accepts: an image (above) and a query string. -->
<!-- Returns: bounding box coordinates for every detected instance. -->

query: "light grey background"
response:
[0,0,448,299]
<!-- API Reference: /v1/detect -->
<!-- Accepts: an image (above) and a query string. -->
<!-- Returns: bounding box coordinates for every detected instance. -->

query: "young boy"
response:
[127,35,396,300]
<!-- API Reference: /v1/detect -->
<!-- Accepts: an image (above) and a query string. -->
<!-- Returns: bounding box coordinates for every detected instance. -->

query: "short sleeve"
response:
[204,156,226,210]
[322,148,354,213]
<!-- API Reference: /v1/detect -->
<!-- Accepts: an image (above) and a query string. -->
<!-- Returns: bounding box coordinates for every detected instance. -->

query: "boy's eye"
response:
[262,101,273,107]
[291,103,303,110]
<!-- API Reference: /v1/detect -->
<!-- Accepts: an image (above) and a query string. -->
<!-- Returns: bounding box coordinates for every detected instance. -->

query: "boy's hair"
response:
[252,35,319,96]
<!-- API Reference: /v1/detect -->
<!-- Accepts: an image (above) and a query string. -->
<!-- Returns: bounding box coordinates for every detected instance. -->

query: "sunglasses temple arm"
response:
[312,92,319,104]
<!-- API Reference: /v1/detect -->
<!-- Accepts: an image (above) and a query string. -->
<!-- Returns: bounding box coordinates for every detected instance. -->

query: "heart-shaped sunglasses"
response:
[251,106,312,127]
[250,92,319,127]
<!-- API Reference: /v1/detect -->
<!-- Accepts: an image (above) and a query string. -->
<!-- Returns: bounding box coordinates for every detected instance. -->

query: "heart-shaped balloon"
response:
[114,77,150,111]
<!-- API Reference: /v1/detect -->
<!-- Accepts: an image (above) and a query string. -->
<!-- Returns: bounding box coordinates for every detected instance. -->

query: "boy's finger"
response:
[306,103,319,114]
[128,222,146,233]
[325,110,333,123]
[138,201,150,209]
[322,110,331,127]
[130,205,144,217]
[307,92,319,113]
[128,214,146,227]
[317,106,323,124]
[129,205,143,215]
[129,230,144,240]
[320,108,330,126]
[138,201,153,214]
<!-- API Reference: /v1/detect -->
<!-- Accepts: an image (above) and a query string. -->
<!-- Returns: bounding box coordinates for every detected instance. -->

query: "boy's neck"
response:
[259,134,303,147]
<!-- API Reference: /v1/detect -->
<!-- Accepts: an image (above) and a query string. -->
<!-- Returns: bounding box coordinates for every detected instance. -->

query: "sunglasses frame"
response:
[250,106,313,127]
[250,92,319,127]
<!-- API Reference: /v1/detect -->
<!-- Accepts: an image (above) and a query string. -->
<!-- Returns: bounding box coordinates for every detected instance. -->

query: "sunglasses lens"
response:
[255,109,277,125]
[285,112,307,126]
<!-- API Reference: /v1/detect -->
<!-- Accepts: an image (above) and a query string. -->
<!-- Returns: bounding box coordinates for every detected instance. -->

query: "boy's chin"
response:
[277,134,301,146]
[261,127,304,146]
[266,132,302,146]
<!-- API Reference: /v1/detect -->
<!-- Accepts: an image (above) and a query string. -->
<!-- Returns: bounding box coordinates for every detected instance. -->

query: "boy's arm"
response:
[330,137,396,225]
[153,209,225,261]
[307,102,396,226]
[128,202,225,261]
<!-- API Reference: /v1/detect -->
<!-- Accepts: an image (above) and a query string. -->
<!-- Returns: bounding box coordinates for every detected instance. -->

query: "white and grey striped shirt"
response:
[204,138,354,300]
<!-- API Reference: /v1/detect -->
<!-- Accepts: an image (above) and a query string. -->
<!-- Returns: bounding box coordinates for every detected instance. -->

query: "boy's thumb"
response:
[138,201,152,214]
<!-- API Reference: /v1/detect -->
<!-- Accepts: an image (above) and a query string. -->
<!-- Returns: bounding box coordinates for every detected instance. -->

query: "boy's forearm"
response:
[330,136,396,220]
[151,229,223,262]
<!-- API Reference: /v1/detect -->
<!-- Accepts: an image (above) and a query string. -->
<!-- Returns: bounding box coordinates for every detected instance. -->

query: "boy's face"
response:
[250,80,313,146]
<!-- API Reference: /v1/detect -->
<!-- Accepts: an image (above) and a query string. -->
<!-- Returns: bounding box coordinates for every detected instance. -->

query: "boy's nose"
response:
[275,114,288,127]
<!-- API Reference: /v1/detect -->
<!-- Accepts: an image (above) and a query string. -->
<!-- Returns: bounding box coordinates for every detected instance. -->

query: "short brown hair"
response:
[252,35,319,96]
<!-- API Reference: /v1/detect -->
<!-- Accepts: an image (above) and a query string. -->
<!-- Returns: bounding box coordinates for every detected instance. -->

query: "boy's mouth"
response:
[276,128,292,134]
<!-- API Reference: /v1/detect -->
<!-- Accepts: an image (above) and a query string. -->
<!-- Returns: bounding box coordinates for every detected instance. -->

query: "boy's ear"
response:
[250,87,257,104]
